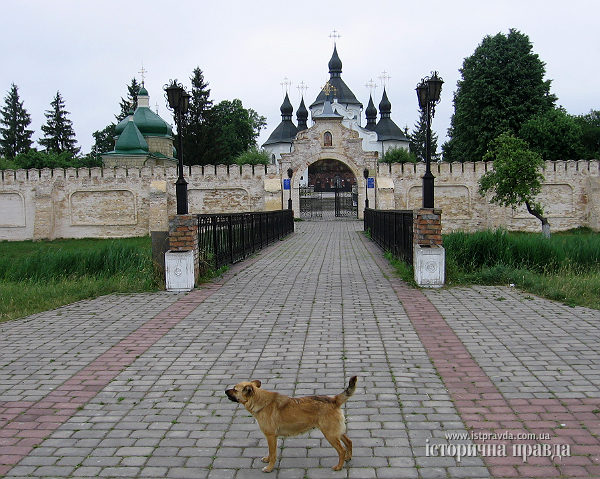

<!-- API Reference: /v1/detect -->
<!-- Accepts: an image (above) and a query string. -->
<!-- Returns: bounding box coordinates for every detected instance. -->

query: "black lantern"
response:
[415,71,443,209]
[287,168,293,210]
[363,168,369,209]
[164,80,190,215]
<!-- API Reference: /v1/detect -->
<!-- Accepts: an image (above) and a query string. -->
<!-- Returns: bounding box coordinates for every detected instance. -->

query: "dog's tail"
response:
[334,376,357,407]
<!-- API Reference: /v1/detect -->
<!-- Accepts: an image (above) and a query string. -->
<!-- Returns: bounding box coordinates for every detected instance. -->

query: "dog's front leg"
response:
[261,434,277,473]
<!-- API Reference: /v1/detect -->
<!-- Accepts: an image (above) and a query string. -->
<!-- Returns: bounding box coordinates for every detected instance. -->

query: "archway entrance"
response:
[299,159,358,220]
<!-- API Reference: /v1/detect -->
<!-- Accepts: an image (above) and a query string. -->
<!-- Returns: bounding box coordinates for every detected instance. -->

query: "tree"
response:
[519,107,583,161]
[182,67,213,164]
[0,84,33,159]
[204,99,266,164]
[408,109,439,162]
[39,91,80,155]
[117,78,141,121]
[380,146,417,164]
[91,124,116,157]
[443,29,556,163]
[575,109,600,159]
[479,132,550,237]
[233,146,270,165]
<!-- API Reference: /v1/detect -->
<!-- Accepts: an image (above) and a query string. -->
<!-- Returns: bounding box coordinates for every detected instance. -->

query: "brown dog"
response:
[225,376,357,473]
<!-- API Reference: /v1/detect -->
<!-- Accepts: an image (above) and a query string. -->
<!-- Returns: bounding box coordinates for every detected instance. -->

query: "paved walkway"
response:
[0,221,599,479]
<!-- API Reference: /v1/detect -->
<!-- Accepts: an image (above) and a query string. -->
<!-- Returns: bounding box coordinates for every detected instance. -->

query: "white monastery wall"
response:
[0,159,598,241]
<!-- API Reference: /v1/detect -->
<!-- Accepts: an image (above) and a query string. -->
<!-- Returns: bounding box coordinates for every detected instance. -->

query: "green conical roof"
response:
[112,119,149,155]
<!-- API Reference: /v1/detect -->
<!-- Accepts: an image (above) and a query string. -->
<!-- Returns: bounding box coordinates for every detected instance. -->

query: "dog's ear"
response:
[251,380,262,388]
[243,385,254,397]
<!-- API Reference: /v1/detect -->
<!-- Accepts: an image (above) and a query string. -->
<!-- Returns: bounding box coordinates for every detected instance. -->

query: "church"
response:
[262,44,409,191]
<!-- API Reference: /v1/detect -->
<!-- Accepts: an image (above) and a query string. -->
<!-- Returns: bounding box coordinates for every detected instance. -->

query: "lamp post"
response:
[363,168,369,209]
[164,80,191,215]
[416,72,443,209]
[287,168,293,210]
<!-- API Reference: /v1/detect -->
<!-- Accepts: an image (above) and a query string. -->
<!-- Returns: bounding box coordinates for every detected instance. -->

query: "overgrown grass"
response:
[387,229,600,310]
[0,237,160,322]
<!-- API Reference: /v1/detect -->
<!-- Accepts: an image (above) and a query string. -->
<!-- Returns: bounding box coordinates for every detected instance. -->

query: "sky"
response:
[2,0,599,156]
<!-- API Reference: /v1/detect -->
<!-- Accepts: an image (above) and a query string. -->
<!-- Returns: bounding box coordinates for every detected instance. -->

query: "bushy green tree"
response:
[233,146,270,165]
[204,99,266,164]
[575,109,600,159]
[443,29,556,162]
[0,150,101,170]
[380,146,418,164]
[408,109,439,162]
[39,91,80,155]
[479,132,550,237]
[0,84,33,159]
[519,107,583,161]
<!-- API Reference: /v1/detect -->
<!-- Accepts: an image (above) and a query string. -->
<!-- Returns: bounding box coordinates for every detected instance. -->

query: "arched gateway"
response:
[279,101,378,220]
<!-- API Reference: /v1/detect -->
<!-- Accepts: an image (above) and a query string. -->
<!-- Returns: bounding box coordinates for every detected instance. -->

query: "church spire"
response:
[379,88,392,119]
[328,45,343,78]
[296,97,308,131]
[365,94,377,131]
[280,92,293,121]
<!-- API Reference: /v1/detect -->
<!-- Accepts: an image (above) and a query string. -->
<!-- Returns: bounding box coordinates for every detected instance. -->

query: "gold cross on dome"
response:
[297,81,308,98]
[280,76,292,94]
[322,81,337,97]
[365,79,378,95]
[379,71,391,89]
[139,62,147,84]
[329,29,341,44]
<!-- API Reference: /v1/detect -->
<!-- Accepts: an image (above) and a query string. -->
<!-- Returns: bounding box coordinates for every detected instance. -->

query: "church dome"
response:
[138,85,149,96]
[280,93,293,118]
[328,45,343,76]
[112,118,149,155]
[133,106,173,137]
[365,95,377,131]
[375,89,408,141]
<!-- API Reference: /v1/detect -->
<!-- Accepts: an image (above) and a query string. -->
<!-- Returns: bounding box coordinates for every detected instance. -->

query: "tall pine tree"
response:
[0,84,33,159]
[182,67,212,164]
[39,91,80,155]
[117,78,141,121]
[409,109,439,162]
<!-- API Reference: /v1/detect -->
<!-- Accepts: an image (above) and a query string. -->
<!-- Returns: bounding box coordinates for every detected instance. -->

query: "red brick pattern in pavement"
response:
[386,275,600,478]
[0,247,266,476]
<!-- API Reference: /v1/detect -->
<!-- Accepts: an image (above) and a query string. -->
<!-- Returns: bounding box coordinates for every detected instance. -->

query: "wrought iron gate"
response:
[299,184,357,220]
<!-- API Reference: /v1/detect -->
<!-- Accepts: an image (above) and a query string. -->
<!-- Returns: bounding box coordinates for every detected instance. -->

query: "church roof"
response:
[263,93,298,146]
[374,88,408,141]
[365,94,377,131]
[296,97,309,131]
[313,98,342,120]
[310,46,362,109]
[106,118,149,155]
[114,87,173,138]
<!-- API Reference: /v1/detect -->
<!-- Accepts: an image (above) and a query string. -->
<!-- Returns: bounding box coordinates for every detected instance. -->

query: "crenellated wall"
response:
[0,164,282,240]
[0,159,598,241]
[375,159,600,233]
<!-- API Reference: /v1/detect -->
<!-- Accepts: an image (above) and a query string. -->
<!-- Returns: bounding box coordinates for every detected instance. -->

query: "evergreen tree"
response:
[0,83,33,159]
[182,67,213,164]
[409,109,439,162]
[443,29,556,162]
[117,78,141,121]
[39,91,80,155]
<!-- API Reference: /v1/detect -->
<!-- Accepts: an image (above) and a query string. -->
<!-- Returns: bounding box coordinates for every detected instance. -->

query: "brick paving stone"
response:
[7,221,599,478]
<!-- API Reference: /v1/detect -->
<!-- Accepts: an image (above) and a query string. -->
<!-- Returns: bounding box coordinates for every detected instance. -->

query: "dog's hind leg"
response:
[323,432,347,471]
[261,434,277,473]
[341,434,352,461]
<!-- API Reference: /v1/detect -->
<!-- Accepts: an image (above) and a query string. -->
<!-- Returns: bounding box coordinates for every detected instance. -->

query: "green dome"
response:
[133,107,173,137]
[113,120,149,154]
[138,86,149,96]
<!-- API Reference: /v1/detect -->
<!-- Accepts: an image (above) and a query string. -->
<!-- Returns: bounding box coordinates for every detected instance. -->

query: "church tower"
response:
[262,93,298,163]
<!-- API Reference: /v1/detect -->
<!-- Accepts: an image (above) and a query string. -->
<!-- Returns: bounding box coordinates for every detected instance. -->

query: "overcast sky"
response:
[2,0,599,156]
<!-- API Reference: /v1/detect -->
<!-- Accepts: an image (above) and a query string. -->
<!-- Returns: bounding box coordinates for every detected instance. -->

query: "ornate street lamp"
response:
[164,80,191,215]
[416,71,443,209]
[287,168,293,210]
[363,168,369,209]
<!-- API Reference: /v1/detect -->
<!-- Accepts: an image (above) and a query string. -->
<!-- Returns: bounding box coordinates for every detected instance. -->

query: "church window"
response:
[324,131,332,147]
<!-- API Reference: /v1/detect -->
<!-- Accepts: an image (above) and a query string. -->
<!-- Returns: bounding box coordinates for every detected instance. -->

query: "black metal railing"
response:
[364,209,413,265]
[197,210,294,269]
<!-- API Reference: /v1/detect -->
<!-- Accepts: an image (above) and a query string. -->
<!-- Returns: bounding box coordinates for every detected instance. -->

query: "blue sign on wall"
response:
[283,179,291,190]
[367,177,375,189]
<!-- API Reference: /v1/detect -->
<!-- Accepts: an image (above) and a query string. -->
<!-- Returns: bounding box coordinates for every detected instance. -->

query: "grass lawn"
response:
[0,237,160,322]
[387,228,600,310]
